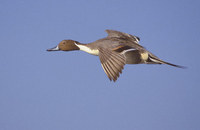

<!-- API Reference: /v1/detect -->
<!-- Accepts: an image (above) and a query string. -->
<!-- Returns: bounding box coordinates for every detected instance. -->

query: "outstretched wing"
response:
[105,29,140,44]
[98,47,126,82]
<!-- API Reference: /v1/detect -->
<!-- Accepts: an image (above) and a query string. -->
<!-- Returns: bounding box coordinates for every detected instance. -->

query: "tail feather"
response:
[148,55,186,69]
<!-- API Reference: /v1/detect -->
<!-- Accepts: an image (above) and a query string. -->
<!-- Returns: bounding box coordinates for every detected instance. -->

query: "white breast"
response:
[75,44,99,56]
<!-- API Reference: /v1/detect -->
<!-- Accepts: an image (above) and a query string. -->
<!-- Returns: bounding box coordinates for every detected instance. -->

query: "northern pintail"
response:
[47,30,184,82]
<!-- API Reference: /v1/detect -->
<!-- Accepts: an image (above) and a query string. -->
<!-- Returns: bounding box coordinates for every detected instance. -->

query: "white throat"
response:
[75,43,99,56]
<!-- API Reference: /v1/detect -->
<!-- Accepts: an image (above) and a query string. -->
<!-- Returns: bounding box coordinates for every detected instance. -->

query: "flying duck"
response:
[47,30,184,82]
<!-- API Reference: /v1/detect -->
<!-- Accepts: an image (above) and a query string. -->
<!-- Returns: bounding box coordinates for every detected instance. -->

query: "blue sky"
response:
[0,0,200,130]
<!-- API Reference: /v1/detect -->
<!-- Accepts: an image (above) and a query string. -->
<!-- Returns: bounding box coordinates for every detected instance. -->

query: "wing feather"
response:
[99,47,126,82]
[105,29,140,44]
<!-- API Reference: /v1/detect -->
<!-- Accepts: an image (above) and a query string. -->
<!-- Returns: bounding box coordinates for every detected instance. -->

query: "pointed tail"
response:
[148,55,186,69]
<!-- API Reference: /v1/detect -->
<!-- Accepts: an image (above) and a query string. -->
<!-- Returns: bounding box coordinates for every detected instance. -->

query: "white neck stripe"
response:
[75,43,99,56]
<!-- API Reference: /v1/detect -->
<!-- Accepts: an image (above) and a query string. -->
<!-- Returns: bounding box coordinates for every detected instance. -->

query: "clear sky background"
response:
[0,0,199,130]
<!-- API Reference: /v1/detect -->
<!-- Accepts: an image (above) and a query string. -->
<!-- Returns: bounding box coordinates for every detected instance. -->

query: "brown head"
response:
[47,40,80,51]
